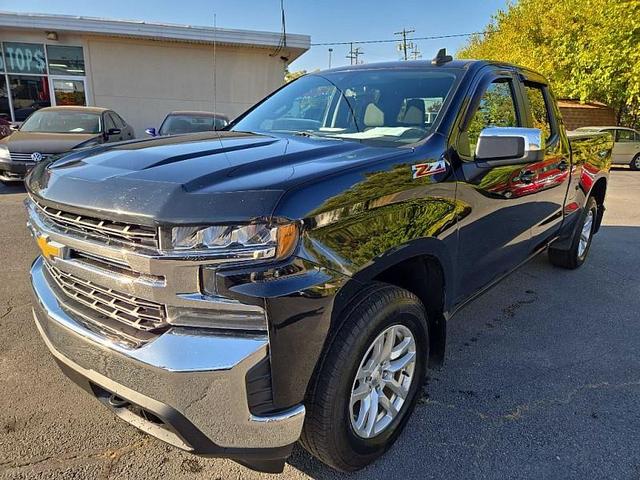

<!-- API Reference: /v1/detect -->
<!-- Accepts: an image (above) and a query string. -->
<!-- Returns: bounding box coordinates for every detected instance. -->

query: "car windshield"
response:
[231,68,459,145]
[21,110,101,134]
[159,114,227,135]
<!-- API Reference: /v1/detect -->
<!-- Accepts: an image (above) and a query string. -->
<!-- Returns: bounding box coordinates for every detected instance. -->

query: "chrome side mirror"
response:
[476,127,544,163]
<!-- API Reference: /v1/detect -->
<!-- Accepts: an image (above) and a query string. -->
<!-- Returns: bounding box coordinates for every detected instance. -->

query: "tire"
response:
[548,196,598,269]
[300,283,429,472]
[630,154,640,171]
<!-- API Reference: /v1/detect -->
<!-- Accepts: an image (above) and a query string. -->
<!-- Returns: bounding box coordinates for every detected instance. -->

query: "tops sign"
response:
[3,43,46,75]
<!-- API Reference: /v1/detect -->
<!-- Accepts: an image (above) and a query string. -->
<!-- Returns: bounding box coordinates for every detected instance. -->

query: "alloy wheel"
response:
[349,324,417,439]
[578,209,594,258]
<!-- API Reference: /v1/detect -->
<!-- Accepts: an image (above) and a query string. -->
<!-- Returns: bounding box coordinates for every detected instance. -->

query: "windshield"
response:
[21,110,101,134]
[160,114,228,135]
[231,68,459,145]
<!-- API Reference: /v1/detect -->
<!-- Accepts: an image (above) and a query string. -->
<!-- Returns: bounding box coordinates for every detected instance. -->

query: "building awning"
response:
[0,11,310,60]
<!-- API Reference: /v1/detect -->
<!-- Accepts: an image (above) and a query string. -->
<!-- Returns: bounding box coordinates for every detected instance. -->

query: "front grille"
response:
[32,198,159,249]
[45,262,167,333]
[10,152,50,162]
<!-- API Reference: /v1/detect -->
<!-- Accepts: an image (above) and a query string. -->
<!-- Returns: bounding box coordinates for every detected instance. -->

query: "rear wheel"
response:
[300,283,428,472]
[548,196,598,269]
[630,154,640,171]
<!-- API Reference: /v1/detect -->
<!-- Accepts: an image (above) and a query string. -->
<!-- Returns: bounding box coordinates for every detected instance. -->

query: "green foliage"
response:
[458,0,640,128]
[467,82,518,151]
[284,69,307,83]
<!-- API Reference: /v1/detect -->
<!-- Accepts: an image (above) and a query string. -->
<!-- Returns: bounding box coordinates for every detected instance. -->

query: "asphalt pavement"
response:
[1,169,639,480]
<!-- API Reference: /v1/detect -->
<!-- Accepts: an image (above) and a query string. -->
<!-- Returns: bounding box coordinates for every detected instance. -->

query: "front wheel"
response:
[548,196,598,269]
[300,283,429,472]
[630,154,640,171]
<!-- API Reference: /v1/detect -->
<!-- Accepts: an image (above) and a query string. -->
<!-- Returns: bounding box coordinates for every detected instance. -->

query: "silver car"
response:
[576,126,640,170]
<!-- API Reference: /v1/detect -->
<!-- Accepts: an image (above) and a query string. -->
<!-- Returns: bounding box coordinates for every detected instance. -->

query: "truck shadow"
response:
[286,225,640,479]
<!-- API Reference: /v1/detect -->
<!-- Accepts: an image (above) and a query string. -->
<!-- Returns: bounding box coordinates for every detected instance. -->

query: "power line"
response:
[310,31,488,47]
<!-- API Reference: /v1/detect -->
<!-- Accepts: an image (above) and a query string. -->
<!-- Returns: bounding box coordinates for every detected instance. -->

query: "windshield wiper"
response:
[291,130,342,140]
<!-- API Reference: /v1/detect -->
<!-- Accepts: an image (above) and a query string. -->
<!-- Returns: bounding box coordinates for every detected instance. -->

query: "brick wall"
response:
[557,99,617,131]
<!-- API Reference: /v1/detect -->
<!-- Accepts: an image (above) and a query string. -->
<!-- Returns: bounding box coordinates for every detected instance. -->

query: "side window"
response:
[524,83,554,142]
[107,112,122,129]
[616,129,635,142]
[112,112,127,128]
[466,79,519,153]
[104,113,116,131]
[603,129,616,142]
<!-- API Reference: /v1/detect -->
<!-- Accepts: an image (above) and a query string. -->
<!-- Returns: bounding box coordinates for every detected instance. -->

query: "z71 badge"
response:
[412,159,447,179]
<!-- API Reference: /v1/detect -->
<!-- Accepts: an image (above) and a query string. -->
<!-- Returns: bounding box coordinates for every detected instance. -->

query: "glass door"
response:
[49,77,87,106]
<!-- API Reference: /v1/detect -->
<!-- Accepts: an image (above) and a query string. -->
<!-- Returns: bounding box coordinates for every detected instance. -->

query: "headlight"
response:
[170,223,299,260]
[0,145,9,161]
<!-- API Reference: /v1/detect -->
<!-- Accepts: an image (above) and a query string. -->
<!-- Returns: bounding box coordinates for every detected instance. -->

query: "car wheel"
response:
[548,196,598,269]
[630,154,640,171]
[300,283,429,472]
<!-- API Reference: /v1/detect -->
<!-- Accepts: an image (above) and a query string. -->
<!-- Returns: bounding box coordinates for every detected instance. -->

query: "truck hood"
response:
[1,131,99,153]
[26,131,403,225]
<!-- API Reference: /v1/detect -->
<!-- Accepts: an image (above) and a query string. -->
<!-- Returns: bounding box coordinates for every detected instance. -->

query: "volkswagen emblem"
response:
[31,152,43,162]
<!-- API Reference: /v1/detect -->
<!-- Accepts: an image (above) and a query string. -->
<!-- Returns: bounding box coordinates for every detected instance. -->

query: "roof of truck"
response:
[318,59,548,83]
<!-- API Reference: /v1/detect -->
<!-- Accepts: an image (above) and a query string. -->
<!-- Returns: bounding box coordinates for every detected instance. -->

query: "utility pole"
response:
[328,48,333,68]
[346,43,364,65]
[394,28,415,61]
[410,43,422,60]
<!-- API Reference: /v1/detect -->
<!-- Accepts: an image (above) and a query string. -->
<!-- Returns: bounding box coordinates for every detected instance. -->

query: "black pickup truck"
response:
[26,57,612,473]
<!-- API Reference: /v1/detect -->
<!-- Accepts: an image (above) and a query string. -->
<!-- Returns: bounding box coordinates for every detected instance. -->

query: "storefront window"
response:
[0,42,86,121]
[46,45,85,76]
[9,75,51,121]
[51,78,86,106]
[0,77,10,121]
[3,42,47,75]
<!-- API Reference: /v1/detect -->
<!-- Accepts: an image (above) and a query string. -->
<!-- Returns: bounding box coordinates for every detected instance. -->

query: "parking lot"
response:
[0,169,639,480]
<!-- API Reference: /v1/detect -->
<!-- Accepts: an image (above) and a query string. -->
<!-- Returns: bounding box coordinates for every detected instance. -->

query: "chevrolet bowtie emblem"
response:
[36,235,64,260]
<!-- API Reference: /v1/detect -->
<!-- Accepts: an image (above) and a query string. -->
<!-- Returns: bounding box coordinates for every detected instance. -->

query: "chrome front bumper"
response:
[30,257,305,458]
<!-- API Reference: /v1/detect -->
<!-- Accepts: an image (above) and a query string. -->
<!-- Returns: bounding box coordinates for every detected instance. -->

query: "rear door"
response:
[520,78,572,248]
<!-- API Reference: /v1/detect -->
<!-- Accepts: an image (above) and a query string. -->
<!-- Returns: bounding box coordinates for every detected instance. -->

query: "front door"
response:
[452,70,536,304]
[49,77,87,107]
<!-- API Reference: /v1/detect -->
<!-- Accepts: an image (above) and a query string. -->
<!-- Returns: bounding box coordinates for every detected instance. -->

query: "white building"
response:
[0,11,310,133]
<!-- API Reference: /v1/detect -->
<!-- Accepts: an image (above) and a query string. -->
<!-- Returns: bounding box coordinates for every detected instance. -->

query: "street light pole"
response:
[328,48,333,68]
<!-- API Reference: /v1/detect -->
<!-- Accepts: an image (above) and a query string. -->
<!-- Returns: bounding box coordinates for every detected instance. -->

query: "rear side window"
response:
[524,83,554,142]
[466,79,519,153]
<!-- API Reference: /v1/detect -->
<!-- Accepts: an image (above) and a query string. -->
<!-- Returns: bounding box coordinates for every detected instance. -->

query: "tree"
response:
[284,69,307,83]
[458,0,640,128]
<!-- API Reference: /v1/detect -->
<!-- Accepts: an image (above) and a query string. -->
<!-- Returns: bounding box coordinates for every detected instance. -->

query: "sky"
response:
[0,0,509,71]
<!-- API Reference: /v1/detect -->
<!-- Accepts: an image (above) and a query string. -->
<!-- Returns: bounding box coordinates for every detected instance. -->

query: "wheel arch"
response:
[328,238,454,369]
[588,177,607,233]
